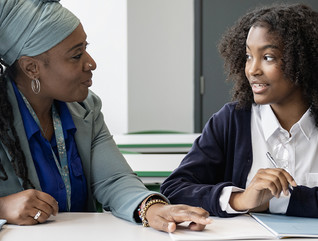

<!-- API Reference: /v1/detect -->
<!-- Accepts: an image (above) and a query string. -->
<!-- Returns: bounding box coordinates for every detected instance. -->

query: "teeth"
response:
[254,84,267,88]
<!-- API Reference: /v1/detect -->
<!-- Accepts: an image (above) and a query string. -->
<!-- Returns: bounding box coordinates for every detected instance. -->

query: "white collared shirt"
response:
[220,104,318,214]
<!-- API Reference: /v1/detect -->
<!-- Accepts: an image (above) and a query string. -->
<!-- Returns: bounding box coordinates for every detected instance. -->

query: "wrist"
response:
[0,197,7,219]
[229,192,246,211]
[138,196,168,227]
[145,202,167,223]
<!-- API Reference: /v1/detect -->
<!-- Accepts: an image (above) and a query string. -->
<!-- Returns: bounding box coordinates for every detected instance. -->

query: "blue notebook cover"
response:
[251,213,318,238]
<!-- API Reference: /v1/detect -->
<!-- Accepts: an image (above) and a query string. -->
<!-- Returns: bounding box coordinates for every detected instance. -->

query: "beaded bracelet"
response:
[137,195,159,221]
[139,198,168,227]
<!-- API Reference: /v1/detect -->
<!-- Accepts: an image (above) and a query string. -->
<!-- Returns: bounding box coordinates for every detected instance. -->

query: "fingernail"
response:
[168,222,174,232]
[206,218,213,223]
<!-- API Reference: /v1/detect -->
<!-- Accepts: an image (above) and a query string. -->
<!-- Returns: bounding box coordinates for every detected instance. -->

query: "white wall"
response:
[62,0,128,134]
[127,0,194,133]
[62,0,194,134]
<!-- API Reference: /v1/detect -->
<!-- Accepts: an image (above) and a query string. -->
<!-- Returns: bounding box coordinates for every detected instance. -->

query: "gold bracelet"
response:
[140,199,168,227]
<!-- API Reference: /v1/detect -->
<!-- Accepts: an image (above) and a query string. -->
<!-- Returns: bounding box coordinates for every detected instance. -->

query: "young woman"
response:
[161,3,318,218]
[0,0,211,232]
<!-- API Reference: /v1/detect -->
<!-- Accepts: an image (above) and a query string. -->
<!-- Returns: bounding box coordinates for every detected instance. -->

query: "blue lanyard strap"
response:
[20,93,71,211]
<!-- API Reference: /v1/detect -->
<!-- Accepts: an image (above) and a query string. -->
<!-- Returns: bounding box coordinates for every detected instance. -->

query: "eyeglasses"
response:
[268,130,291,172]
[272,141,289,170]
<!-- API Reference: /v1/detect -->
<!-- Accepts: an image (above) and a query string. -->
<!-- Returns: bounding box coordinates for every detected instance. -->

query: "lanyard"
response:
[20,93,71,211]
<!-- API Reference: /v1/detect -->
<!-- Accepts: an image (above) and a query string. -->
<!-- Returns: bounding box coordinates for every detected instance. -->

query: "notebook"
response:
[251,213,318,238]
[169,213,318,241]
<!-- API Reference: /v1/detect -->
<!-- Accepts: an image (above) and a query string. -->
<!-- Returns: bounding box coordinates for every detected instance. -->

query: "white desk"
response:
[1,213,317,241]
[0,212,171,241]
[123,153,185,184]
[114,133,200,153]
[115,133,200,187]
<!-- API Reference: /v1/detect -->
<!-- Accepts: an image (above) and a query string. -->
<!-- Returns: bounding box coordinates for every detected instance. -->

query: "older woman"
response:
[0,0,211,232]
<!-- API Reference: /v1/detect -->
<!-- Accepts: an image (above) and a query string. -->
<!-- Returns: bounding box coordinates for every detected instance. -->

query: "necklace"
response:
[41,118,51,138]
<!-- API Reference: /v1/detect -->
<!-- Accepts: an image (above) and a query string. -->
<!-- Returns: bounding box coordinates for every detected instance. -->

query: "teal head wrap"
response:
[0,0,80,66]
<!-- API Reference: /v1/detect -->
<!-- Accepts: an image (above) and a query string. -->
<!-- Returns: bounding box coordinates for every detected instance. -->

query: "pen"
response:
[266,152,293,192]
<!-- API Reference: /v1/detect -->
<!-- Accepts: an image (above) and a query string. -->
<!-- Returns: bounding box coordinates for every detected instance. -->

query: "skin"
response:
[146,204,211,232]
[16,23,96,140]
[0,24,212,232]
[0,190,58,225]
[229,25,305,212]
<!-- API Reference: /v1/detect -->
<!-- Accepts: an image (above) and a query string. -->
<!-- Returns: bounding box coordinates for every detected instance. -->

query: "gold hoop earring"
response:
[31,78,41,94]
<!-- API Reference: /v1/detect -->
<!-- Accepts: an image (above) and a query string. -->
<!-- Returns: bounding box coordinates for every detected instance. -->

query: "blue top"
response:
[161,102,318,218]
[12,81,88,212]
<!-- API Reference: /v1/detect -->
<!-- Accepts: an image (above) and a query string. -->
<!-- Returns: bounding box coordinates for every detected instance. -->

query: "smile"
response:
[251,83,269,94]
[252,83,268,88]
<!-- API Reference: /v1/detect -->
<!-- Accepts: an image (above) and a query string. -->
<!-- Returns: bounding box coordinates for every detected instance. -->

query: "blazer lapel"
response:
[7,80,42,190]
[6,79,94,196]
[67,102,93,189]
[67,102,96,210]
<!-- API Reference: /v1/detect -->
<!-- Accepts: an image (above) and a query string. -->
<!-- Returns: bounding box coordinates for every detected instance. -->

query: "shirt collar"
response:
[260,105,281,141]
[12,81,76,140]
[297,108,315,141]
[260,104,313,141]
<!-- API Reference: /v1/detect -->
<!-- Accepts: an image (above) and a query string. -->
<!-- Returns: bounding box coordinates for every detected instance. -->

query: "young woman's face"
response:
[245,26,302,107]
[37,23,96,102]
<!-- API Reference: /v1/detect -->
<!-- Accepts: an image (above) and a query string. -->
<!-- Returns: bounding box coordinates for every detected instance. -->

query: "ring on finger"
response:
[34,210,41,220]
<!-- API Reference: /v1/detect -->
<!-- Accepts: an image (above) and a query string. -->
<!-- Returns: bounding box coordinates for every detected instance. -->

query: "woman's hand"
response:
[0,189,59,225]
[230,168,297,211]
[145,203,212,233]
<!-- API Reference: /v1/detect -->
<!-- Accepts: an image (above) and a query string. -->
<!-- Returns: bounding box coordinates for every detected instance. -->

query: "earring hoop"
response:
[31,78,41,94]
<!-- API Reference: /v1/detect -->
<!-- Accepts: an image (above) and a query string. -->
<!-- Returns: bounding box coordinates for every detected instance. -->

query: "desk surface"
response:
[124,153,185,184]
[0,212,171,241]
[1,213,317,241]
[114,133,200,153]
[114,133,201,145]
[124,153,184,172]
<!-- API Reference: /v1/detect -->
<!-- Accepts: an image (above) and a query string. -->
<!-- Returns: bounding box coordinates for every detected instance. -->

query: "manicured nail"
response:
[168,222,174,232]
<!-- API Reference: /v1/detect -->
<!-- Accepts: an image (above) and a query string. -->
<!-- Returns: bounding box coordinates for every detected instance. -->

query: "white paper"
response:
[169,214,275,241]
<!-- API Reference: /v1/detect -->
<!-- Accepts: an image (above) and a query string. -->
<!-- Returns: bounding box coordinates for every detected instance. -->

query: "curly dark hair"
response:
[0,60,34,189]
[218,3,318,126]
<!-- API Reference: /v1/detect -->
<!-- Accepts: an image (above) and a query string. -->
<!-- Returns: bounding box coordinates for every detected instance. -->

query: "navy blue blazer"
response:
[161,102,318,218]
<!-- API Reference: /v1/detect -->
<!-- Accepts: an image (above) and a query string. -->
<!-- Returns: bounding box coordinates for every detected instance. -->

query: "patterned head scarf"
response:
[0,0,80,66]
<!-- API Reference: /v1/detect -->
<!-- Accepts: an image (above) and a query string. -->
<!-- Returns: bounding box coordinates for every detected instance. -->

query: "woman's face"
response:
[37,23,96,102]
[245,25,302,108]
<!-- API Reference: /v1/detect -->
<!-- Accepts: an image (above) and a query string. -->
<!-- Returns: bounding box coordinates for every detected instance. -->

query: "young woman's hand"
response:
[145,203,212,233]
[0,189,58,225]
[229,168,297,211]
